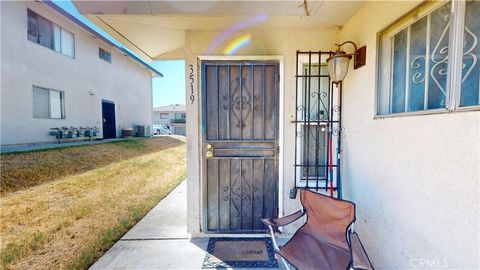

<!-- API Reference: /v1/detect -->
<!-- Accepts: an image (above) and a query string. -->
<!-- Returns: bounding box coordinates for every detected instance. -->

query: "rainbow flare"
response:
[224,34,252,55]
[204,13,267,54]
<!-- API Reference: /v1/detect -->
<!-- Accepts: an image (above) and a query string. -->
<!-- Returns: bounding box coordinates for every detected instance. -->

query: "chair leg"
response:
[281,257,291,270]
[268,225,291,270]
[267,225,280,251]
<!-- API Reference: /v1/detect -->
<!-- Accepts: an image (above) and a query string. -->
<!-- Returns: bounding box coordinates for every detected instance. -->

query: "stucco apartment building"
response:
[0,0,162,145]
[153,104,186,135]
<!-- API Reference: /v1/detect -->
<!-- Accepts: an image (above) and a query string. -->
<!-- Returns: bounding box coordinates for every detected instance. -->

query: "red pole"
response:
[329,135,334,197]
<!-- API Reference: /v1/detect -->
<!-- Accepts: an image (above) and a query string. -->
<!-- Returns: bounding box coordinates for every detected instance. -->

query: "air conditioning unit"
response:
[135,125,151,137]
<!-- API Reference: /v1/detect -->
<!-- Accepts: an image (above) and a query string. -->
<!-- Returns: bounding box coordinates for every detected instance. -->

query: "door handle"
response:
[206,150,214,158]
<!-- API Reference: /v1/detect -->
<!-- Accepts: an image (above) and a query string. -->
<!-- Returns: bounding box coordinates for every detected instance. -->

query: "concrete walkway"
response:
[0,138,134,153]
[90,181,288,270]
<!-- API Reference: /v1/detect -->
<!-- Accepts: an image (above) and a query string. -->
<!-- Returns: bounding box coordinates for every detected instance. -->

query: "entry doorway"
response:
[201,60,280,233]
[102,100,116,139]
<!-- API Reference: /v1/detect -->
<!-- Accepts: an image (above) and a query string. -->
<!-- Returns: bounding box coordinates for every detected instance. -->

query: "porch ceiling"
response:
[72,1,367,60]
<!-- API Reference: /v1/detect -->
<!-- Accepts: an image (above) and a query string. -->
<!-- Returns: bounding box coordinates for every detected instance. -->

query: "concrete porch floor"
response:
[90,180,288,270]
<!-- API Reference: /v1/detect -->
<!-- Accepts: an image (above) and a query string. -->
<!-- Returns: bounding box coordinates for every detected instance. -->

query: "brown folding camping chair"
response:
[262,190,374,270]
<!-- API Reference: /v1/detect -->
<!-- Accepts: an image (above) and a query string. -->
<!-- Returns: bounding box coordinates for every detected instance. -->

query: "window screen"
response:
[33,86,49,118]
[61,28,75,57]
[49,90,63,119]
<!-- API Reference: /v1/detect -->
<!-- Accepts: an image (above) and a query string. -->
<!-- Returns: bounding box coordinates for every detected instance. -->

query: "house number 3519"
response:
[189,64,195,104]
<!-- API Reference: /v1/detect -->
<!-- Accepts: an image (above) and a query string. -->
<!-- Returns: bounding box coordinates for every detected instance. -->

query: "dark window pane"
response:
[428,3,450,109]
[409,16,427,111]
[460,0,480,107]
[392,28,407,113]
[27,10,38,42]
[301,64,329,121]
[301,125,326,179]
[99,48,111,63]
[299,64,327,179]
[37,16,53,49]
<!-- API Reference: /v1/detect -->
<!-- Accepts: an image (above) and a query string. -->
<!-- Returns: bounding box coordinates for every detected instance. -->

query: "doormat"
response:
[202,237,278,269]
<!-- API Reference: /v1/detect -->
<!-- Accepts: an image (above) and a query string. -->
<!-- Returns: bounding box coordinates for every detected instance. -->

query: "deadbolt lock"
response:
[206,150,214,158]
[206,144,213,150]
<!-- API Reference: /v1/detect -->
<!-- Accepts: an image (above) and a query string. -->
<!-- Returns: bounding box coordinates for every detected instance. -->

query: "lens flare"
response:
[224,34,251,55]
[204,13,267,54]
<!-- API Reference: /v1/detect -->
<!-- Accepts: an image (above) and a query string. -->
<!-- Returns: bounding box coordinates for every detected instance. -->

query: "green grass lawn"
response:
[0,137,186,269]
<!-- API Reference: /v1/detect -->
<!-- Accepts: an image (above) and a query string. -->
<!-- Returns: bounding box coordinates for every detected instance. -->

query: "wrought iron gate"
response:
[292,51,343,199]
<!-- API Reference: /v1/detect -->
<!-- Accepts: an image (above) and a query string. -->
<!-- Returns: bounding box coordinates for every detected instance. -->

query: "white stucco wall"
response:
[339,1,480,269]
[0,1,153,145]
[183,28,340,234]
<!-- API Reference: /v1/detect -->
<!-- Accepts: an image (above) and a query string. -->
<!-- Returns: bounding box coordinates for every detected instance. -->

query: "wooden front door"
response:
[202,61,279,233]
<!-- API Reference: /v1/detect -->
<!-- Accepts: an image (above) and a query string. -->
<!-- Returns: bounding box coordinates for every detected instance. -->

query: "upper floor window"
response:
[99,47,111,63]
[175,113,186,119]
[377,1,480,116]
[33,86,65,119]
[27,9,75,58]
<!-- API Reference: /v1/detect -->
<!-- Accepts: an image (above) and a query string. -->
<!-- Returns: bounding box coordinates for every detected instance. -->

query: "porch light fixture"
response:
[326,41,366,84]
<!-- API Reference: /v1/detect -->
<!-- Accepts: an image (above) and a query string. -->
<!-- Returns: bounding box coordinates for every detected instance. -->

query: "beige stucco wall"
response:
[183,28,340,234]
[1,1,153,145]
[177,2,479,268]
[339,1,480,269]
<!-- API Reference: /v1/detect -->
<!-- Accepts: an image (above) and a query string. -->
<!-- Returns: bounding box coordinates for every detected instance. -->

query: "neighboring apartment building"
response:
[153,104,186,135]
[0,0,162,145]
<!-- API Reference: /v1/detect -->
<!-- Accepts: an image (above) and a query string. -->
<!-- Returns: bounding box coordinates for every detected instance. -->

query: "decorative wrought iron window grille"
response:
[293,51,343,198]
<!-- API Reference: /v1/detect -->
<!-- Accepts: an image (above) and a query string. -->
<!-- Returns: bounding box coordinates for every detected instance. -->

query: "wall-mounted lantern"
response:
[326,41,366,84]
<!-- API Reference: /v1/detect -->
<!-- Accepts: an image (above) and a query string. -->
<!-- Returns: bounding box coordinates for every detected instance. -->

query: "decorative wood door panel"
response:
[202,61,279,233]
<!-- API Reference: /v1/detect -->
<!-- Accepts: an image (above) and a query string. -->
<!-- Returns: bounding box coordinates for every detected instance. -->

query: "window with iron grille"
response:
[33,86,65,119]
[293,51,342,195]
[27,9,75,58]
[377,1,480,115]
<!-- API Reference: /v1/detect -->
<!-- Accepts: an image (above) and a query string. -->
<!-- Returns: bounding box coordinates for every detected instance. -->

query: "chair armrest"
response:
[262,210,305,229]
[349,232,375,270]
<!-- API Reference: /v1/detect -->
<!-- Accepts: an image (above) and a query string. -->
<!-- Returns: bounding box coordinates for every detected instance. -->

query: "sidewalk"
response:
[0,138,137,153]
[89,181,288,270]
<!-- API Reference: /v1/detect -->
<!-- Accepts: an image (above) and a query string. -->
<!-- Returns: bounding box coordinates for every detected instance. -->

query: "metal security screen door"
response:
[202,60,280,233]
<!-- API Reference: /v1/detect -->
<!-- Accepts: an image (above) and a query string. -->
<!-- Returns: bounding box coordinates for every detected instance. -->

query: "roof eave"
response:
[42,0,163,78]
